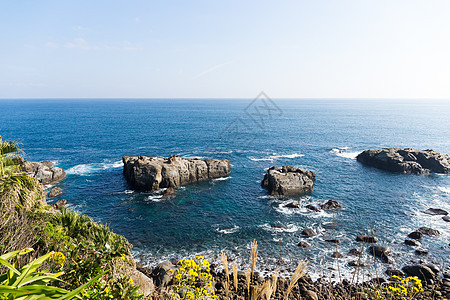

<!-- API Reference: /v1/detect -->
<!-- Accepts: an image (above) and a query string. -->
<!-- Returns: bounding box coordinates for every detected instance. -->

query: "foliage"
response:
[171,256,218,300]
[0,248,103,300]
[82,276,144,300]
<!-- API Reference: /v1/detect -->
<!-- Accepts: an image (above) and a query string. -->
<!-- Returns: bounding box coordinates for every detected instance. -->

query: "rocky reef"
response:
[21,160,66,184]
[261,166,315,196]
[122,155,231,191]
[356,148,450,174]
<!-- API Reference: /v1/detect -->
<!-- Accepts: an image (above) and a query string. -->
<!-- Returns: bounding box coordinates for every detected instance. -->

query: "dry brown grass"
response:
[250,239,258,281]
[232,261,238,291]
[284,259,308,300]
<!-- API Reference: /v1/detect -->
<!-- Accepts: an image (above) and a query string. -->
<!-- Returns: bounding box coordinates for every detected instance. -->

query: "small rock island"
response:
[261,166,316,196]
[21,161,66,184]
[123,155,231,191]
[356,148,450,174]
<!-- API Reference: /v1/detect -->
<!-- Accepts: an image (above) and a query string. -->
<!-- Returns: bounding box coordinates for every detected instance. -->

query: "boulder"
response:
[331,251,344,258]
[423,208,448,216]
[131,270,155,296]
[402,264,436,282]
[408,231,423,240]
[356,236,378,243]
[284,202,301,209]
[356,148,450,174]
[151,260,177,287]
[415,248,429,255]
[122,155,230,191]
[417,227,441,236]
[301,229,316,237]
[306,204,320,212]
[261,166,315,196]
[320,200,343,210]
[52,199,67,210]
[368,246,391,262]
[348,249,361,256]
[22,161,66,184]
[298,241,310,248]
[386,268,404,277]
[48,187,62,198]
[405,239,421,247]
[443,216,450,222]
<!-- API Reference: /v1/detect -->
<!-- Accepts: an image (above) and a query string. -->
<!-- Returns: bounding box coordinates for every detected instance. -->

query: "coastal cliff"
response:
[123,155,231,191]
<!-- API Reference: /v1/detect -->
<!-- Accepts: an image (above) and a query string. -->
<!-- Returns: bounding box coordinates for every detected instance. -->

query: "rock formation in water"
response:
[261,166,315,196]
[21,161,66,184]
[356,148,450,174]
[122,155,231,191]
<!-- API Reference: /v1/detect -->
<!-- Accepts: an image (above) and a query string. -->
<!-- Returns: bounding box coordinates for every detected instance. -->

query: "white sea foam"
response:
[124,190,134,194]
[66,161,123,175]
[330,147,359,159]
[212,176,231,181]
[216,225,240,234]
[437,186,450,194]
[258,223,299,233]
[248,153,304,162]
[147,195,163,202]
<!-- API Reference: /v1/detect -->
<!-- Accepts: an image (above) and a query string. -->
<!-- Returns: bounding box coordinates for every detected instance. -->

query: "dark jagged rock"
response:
[356,148,450,174]
[306,204,320,212]
[331,251,344,258]
[368,246,392,262]
[408,231,423,240]
[261,166,315,196]
[297,241,310,248]
[402,264,437,282]
[151,260,177,287]
[163,187,175,196]
[284,201,301,209]
[423,208,448,216]
[417,226,441,236]
[48,187,62,198]
[415,248,429,255]
[348,248,361,256]
[52,199,67,210]
[320,200,343,210]
[301,229,317,237]
[386,268,404,277]
[22,161,66,184]
[443,216,450,222]
[405,239,421,247]
[122,155,231,191]
[356,236,378,243]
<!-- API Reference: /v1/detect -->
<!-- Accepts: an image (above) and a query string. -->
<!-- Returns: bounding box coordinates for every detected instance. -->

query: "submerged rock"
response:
[297,241,311,248]
[301,229,317,237]
[356,148,450,174]
[423,208,448,216]
[22,161,66,184]
[261,166,315,196]
[407,231,423,240]
[356,236,378,243]
[122,155,230,191]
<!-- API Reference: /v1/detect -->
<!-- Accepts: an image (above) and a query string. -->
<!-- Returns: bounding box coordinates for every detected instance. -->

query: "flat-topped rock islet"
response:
[122,155,231,191]
[261,166,315,196]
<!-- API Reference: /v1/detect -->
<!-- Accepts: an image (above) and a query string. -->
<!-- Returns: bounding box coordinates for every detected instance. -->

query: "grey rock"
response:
[408,231,423,240]
[301,229,316,237]
[348,248,361,256]
[22,161,66,184]
[356,148,450,174]
[417,226,441,236]
[368,245,391,261]
[131,270,155,296]
[52,199,67,210]
[405,239,421,247]
[151,260,177,287]
[443,216,450,222]
[261,166,315,196]
[356,236,378,243]
[423,208,448,215]
[48,187,62,198]
[415,248,429,255]
[331,251,344,258]
[306,204,320,212]
[320,200,343,210]
[297,241,310,248]
[402,264,436,282]
[386,268,404,277]
[122,155,230,191]
[284,201,301,209]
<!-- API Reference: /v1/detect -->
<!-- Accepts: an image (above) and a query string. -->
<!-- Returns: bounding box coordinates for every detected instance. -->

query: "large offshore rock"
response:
[21,161,66,184]
[356,148,450,174]
[261,166,315,196]
[122,155,231,191]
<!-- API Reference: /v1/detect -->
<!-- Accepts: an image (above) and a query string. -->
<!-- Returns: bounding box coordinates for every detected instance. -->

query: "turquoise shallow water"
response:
[1,99,449,278]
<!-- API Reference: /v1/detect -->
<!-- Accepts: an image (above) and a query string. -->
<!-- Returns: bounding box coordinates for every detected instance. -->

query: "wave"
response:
[66,160,123,176]
[248,153,304,162]
[212,176,232,181]
[437,186,450,194]
[330,147,359,159]
[147,195,164,202]
[258,223,299,233]
[216,225,240,234]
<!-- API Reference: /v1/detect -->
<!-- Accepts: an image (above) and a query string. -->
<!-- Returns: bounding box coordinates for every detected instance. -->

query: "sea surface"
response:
[1,98,449,280]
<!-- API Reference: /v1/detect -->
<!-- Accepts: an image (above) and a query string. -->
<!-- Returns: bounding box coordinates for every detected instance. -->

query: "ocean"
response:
[1,98,449,279]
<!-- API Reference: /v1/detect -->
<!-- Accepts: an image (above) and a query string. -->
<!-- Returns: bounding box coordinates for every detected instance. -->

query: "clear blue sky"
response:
[1,0,450,98]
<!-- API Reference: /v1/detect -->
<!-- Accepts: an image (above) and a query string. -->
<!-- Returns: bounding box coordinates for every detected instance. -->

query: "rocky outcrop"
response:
[122,155,231,191]
[22,161,66,184]
[356,148,450,174]
[48,187,62,198]
[402,264,438,282]
[261,166,315,196]
[320,200,343,210]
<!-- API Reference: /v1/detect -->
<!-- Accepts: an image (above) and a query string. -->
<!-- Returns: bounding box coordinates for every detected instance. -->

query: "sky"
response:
[1,0,450,99]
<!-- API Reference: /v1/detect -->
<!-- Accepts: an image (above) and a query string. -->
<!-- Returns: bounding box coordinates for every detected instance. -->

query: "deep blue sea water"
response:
[1,99,449,279]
